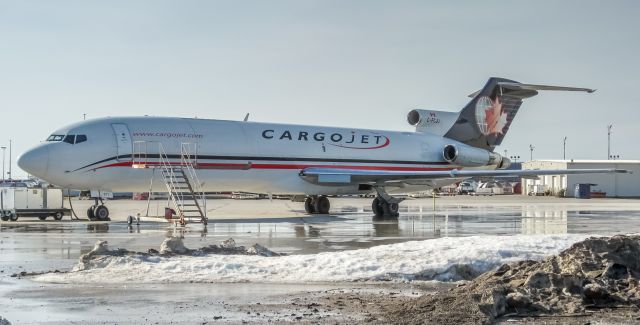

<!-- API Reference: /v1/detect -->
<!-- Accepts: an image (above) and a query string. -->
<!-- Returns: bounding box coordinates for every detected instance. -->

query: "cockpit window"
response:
[58,134,88,144]
[63,135,75,144]
[47,134,65,142]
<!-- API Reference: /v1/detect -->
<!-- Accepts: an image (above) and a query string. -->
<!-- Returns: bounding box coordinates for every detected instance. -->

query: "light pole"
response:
[8,139,12,180]
[510,155,520,163]
[1,146,5,183]
[563,137,567,160]
[529,144,535,161]
[607,124,612,160]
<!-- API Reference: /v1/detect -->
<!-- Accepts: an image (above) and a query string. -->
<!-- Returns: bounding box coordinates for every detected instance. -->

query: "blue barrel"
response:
[574,184,592,199]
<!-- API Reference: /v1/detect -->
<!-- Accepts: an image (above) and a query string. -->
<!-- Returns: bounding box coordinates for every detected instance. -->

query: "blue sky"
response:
[1,1,638,177]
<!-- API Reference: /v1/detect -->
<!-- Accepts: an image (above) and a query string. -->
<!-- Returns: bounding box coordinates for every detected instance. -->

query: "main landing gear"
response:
[371,187,404,219]
[87,198,110,221]
[304,195,331,215]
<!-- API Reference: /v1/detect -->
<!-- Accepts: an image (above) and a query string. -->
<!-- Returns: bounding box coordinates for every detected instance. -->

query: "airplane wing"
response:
[299,167,629,185]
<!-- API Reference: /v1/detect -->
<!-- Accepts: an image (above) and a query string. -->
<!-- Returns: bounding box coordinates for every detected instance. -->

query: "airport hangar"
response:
[521,160,640,197]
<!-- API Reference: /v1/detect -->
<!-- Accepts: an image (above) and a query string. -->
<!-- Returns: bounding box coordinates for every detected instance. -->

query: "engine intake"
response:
[443,144,510,169]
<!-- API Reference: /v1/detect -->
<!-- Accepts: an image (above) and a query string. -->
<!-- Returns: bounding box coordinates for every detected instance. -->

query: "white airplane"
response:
[17,77,626,221]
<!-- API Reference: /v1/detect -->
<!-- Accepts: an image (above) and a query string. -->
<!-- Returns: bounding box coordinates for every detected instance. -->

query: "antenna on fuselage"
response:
[243,113,250,122]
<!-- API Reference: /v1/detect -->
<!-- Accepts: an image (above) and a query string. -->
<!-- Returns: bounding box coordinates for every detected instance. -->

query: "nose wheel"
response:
[87,199,110,221]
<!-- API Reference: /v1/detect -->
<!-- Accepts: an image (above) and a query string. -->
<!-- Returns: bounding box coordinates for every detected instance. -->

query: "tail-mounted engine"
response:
[407,109,459,136]
[443,144,511,169]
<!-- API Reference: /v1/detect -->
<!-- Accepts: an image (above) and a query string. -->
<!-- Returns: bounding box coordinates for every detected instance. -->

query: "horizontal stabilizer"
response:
[497,82,596,94]
[467,81,596,98]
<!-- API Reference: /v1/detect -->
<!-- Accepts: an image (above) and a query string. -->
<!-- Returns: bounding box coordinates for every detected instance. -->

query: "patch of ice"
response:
[34,234,588,284]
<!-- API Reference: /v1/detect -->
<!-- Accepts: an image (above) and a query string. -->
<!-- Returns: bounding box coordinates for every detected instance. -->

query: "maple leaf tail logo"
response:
[475,96,508,136]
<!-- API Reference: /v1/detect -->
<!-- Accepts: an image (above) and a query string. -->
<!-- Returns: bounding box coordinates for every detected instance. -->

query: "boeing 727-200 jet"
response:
[17,77,627,222]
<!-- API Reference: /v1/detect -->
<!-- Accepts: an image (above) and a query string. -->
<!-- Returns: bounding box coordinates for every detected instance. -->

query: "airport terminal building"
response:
[521,160,640,197]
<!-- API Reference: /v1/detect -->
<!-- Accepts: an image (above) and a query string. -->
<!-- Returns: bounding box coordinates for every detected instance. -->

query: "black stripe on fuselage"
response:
[72,154,448,172]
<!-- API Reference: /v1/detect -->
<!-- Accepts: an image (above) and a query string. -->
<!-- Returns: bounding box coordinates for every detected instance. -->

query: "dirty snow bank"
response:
[383,234,640,324]
[34,234,588,284]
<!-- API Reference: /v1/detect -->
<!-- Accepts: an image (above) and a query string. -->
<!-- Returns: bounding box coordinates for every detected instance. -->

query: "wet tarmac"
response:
[1,196,640,323]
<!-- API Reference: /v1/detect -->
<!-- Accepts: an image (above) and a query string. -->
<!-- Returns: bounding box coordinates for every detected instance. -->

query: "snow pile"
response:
[383,235,640,324]
[0,316,11,325]
[34,234,588,284]
[159,237,188,254]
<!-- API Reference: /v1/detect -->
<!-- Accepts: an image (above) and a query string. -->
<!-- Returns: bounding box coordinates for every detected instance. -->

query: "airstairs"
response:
[133,141,207,225]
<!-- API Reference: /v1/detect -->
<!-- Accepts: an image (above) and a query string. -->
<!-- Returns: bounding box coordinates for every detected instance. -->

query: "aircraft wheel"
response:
[304,197,315,214]
[314,196,330,214]
[371,197,384,217]
[54,212,64,221]
[94,205,110,221]
[1,215,9,221]
[383,202,400,218]
[9,213,18,221]
[87,207,96,220]
[39,215,47,221]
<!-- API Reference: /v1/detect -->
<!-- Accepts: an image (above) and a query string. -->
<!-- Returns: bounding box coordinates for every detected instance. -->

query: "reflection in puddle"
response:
[521,206,568,235]
[87,224,109,233]
[3,202,640,258]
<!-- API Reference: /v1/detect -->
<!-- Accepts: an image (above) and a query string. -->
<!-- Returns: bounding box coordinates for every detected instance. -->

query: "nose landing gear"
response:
[87,198,110,221]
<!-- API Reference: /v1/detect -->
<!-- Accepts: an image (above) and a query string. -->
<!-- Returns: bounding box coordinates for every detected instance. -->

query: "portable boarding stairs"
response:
[133,141,208,225]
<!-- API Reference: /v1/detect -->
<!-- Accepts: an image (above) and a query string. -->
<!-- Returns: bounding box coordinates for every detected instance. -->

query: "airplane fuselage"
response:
[20,116,467,195]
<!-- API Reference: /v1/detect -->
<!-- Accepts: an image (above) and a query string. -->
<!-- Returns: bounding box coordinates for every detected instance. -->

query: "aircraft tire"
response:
[94,205,109,221]
[1,215,8,222]
[304,197,315,214]
[87,207,96,220]
[9,213,18,221]
[372,197,384,217]
[383,202,400,218]
[314,196,330,214]
[54,212,64,221]
[38,215,47,221]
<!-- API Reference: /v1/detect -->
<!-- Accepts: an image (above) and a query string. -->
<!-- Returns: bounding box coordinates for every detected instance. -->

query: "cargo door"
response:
[112,123,132,161]
[1,189,15,210]
[46,189,63,209]
[13,188,27,209]
[27,189,43,209]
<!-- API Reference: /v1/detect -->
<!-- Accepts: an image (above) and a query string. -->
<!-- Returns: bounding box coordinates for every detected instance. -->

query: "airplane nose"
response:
[17,145,49,179]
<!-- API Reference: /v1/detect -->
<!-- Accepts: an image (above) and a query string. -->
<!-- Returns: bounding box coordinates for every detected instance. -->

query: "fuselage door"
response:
[111,123,132,161]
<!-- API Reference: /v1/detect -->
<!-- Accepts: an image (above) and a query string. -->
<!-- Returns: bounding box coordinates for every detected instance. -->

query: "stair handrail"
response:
[158,142,184,215]
[132,140,148,168]
[180,142,207,221]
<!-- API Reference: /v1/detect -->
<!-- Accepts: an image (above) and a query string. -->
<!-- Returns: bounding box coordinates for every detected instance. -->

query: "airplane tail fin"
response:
[408,77,595,151]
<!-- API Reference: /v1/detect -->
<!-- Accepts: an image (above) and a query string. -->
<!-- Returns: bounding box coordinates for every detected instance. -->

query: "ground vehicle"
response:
[474,181,505,196]
[0,187,70,221]
[456,181,477,195]
[528,184,547,196]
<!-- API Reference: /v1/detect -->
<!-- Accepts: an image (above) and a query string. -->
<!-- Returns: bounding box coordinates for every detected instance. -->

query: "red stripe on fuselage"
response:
[93,161,452,171]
